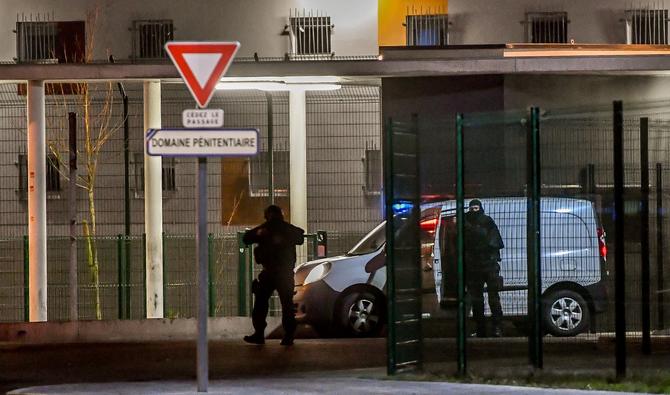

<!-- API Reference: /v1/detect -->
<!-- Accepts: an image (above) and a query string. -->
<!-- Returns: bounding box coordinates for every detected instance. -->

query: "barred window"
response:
[248,150,289,197]
[17,153,61,199]
[288,12,332,55]
[132,20,173,60]
[363,148,382,195]
[15,20,85,63]
[133,153,176,196]
[405,14,449,46]
[523,12,569,44]
[625,9,669,44]
[46,153,61,192]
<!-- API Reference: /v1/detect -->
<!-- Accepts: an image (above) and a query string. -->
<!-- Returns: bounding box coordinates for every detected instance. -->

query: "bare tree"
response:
[48,6,121,320]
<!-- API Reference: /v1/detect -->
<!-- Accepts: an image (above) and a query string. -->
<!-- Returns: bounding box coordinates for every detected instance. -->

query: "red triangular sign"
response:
[165,41,240,108]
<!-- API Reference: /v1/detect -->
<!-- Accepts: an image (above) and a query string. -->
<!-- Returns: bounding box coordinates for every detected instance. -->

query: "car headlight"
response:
[304,262,331,285]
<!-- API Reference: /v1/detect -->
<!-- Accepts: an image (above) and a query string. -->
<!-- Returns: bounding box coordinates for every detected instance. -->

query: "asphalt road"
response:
[2,336,669,394]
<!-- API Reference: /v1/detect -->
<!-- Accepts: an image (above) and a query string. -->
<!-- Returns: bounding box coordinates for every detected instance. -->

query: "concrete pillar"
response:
[289,88,308,261]
[27,80,47,322]
[289,88,308,234]
[144,80,163,318]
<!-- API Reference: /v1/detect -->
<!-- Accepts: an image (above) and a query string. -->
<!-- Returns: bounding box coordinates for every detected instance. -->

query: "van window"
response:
[347,222,386,256]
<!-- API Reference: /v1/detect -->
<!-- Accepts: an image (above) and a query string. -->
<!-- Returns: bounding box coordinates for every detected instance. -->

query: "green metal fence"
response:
[1,231,331,322]
[386,100,670,380]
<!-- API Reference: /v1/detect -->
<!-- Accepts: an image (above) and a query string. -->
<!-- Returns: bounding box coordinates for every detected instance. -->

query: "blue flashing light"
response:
[392,201,414,215]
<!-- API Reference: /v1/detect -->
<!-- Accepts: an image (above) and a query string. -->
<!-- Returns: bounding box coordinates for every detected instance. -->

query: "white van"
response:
[293,197,608,337]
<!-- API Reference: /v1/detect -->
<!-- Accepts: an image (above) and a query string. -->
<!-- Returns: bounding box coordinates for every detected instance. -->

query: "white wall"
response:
[448,0,641,44]
[0,0,378,61]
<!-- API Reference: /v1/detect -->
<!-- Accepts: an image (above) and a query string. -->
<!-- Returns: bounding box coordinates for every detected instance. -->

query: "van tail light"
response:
[420,218,438,235]
[597,227,607,261]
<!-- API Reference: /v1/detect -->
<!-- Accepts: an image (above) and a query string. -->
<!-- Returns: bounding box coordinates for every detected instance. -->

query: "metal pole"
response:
[456,113,466,376]
[208,233,215,317]
[68,112,78,321]
[123,93,131,320]
[266,92,274,204]
[640,117,651,355]
[237,231,247,316]
[117,234,124,320]
[196,157,209,392]
[384,117,396,375]
[657,163,665,330]
[613,100,627,379]
[527,107,543,369]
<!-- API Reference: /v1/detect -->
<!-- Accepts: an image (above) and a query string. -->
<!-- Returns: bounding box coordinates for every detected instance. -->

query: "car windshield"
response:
[347,221,386,256]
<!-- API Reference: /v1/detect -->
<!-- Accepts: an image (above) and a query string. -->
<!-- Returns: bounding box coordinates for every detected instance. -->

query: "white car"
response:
[293,197,608,337]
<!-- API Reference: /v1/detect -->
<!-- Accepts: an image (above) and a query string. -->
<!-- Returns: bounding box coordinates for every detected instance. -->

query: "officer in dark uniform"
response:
[242,205,305,346]
[464,199,505,337]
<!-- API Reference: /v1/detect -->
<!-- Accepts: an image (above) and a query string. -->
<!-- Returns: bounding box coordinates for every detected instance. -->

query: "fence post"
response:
[23,235,29,323]
[125,235,131,320]
[527,107,543,369]
[237,231,247,316]
[640,117,651,355]
[208,233,214,317]
[455,113,467,376]
[384,116,396,375]
[142,233,146,318]
[117,234,124,320]
[657,163,665,330]
[316,230,328,258]
[613,100,627,379]
[162,232,167,318]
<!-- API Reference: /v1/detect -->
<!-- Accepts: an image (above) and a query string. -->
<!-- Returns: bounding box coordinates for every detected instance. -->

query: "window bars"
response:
[624,6,669,44]
[131,19,174,61]
[17,153,60,199]
[248,150,289,197]
[405,13,449,46]
[286,8,333,58]
[363,145,382,195]
[132,153,176,196]
[523,12,569,44]
[14,13,57,63]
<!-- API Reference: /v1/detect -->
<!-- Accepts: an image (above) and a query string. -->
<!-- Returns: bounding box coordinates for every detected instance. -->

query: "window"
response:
[133,153,176,197]
[523,12,569,44]
[17,153,61,199]
[15,20,85,63]
[405,14,449,46]
[287,10,332,56]
[625,8,669,44]
[131,20,173,61]
[248,151,289,197]
[363,148,382,195]
[46,153,61,193]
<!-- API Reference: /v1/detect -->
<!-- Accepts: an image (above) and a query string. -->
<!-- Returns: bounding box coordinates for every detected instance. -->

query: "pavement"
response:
[2,332,667,394]
[7,375,647,395]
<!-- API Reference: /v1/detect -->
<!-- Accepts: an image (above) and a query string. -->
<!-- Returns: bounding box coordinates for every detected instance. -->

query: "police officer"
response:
[242,205,305,346]
[464,199,505,337]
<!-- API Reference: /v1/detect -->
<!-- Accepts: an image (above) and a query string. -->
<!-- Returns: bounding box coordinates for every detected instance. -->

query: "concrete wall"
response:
[0,0,378,61]
[448,0,639,44]
[504,74,670,109]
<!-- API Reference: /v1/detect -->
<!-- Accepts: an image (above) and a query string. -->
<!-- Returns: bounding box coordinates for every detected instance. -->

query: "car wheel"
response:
[543,289,590,337]
[338,290,385,337]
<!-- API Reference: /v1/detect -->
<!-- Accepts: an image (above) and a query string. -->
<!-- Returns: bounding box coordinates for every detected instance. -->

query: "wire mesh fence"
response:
[403,100,670,377]
[0,80,383,322]
[0,231,357,322]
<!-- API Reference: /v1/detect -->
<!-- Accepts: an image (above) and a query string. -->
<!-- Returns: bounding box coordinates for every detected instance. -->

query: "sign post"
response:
[159,41,246,393]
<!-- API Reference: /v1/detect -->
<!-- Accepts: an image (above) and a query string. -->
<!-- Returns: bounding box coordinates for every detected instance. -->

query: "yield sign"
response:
[165,41,240,108]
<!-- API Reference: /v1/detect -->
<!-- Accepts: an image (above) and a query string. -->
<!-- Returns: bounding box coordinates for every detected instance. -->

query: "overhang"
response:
[2,44,670,82]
